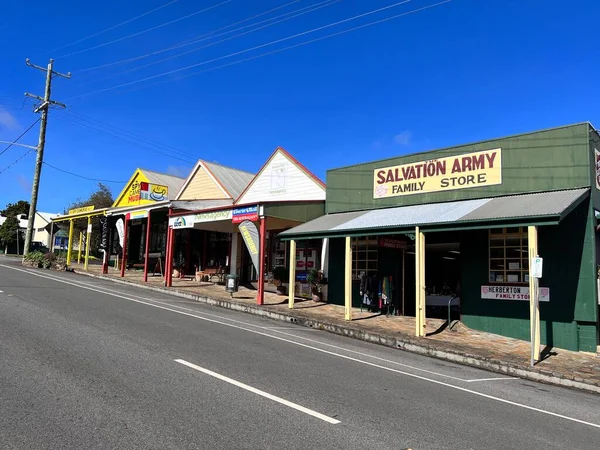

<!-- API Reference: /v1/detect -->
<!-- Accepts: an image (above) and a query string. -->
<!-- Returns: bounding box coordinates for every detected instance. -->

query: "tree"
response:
[0,200,30,252]
[63,184,114,257]
[65,183,113,213]
[1,200,30,217]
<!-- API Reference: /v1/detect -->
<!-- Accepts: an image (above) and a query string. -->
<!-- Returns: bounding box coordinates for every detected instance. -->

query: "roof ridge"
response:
[139,168,187,180]
[200,159,255,175]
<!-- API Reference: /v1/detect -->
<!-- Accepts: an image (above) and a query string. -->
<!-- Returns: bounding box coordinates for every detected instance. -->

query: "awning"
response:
[107,201,171,217]
[279,188,589,240]
[51,208,109,223]
[169,199,233,212]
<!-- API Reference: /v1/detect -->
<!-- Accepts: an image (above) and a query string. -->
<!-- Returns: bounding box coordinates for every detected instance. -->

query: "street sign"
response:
[531,257,543,278]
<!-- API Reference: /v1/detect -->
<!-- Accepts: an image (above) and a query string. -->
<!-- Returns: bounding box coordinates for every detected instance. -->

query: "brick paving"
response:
[74,263,600,391]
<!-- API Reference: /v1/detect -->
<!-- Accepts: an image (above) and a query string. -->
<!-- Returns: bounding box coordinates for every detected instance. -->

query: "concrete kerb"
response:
[74,270,600,395]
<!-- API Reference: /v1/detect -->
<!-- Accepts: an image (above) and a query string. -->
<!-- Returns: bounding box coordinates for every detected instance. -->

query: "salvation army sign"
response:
[373,149,502,199]
[481,285,550,302]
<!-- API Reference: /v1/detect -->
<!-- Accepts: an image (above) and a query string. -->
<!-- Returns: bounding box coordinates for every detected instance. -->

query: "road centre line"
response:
[3,264,599,430]
[13,267,482,383]
[175,358,340,424]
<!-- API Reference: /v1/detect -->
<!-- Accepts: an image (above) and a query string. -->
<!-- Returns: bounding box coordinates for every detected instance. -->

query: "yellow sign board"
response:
[373,149,502,199]
[125,181,169,206]
[68,205,95,215]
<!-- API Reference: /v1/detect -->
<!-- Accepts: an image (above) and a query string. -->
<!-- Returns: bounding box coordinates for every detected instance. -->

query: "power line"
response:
[42,161,126,183]
[67,0,418,100]
[57,0,233,59]
[77,0,303,72]
[78,0,342,87]
[59,109,198,161]
[54,111,196,164]
[0,118,40,157]
[44,0,181,56]
[0,148,36,175]
[116,1,451,97]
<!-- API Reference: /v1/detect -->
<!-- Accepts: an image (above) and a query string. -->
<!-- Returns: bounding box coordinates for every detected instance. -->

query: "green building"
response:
[282,123,600,353]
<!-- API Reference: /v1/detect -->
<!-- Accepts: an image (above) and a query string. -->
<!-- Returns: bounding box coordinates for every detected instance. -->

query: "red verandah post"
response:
[120,215,129,278]
[143,211,152,282]
[257,216,267,305]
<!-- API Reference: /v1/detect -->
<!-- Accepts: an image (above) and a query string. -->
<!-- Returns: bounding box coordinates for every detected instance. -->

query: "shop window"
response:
[149,222,167,255]
[489,227,528,284]
[352,236,378,280]
[271,234,287,269]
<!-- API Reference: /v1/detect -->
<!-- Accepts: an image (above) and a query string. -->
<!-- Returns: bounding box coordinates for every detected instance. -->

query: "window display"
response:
[489,227,529,284]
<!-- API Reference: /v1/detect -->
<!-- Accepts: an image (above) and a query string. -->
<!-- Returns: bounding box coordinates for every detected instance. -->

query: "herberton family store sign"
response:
[373,149,502,198]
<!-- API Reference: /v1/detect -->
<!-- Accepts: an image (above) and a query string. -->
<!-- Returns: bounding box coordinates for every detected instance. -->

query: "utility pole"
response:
[23,58,70,256]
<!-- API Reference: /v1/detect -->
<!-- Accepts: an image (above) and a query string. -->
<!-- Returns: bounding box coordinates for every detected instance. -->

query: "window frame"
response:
[351,236,378,281]
[488,227,529,285]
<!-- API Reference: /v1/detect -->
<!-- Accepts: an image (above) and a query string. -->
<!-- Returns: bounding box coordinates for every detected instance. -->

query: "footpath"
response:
[73,263,600,394]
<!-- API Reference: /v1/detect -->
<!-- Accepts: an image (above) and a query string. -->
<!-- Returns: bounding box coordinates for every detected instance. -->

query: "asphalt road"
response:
[1,258,599,449]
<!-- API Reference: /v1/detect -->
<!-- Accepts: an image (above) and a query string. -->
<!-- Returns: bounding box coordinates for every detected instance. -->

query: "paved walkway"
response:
[73,263,600,393]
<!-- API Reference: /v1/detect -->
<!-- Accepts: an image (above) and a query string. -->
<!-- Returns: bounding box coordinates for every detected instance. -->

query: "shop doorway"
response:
[128,221,144,264]
[404,236,461,321]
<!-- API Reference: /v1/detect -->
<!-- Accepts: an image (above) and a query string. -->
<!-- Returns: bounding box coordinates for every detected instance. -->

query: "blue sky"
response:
[1,0,599,213]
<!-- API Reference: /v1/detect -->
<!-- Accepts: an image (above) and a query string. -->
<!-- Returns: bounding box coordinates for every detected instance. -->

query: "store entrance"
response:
[404,234,461,320]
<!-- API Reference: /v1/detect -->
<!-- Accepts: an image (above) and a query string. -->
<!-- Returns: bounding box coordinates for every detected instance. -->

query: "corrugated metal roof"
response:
[461,189,589,221]
[170,199,233,211]
[280,188,589,238]
[203,161,255,199]
[278,210,366,236]
[140,169,186,200]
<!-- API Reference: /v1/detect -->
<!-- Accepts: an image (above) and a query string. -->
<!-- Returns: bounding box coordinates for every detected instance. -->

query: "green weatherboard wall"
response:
[323,123,599,351]
[460,199,597,352]
[326,123,592,214]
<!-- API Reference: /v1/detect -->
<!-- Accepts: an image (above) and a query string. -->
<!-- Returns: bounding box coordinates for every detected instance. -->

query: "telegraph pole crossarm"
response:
[22,58,71,257]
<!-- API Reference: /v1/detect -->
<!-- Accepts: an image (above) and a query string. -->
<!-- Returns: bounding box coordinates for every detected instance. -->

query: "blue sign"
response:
[296,273,308,282]
[54,236,69,250]
[232,205,258,223]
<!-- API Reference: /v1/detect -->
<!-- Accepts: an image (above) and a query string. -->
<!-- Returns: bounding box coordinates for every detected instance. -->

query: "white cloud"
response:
[166,165,190,178]
[393,130,412,146]
[0,107,19,131]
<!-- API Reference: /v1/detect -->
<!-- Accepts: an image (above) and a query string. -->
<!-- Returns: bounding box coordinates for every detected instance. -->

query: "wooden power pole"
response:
[23,58,70,256]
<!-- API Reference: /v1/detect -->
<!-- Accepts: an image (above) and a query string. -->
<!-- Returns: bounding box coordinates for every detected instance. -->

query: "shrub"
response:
[41,252,57,269]
[23,251,45,268]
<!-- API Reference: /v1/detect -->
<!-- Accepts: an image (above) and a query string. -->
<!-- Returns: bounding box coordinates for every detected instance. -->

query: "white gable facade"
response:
[237,150,325,204]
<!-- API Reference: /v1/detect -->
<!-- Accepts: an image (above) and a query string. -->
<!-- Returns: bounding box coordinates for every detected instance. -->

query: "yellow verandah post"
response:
[84,217,91,271]
[288,239,296,309]
[420,229,426,335]
[66,219,74,266]
[77,231,83,264]
[344,236,352,321]
[415,227,426,337]
[528,226,541,363]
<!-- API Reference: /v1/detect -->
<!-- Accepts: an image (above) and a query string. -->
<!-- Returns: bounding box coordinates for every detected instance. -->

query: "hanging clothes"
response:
[381,276,393,305]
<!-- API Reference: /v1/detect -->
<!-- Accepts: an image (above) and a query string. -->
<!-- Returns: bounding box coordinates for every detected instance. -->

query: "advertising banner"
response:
[481,285,550,302]
[373,148,502,199]
[168,210,232,229]
[169,215,194,229]
[116,218,124,248]
[99,217,108,250]
[378,237,407,249]
[238,219,260,273]
[232,206,258,224]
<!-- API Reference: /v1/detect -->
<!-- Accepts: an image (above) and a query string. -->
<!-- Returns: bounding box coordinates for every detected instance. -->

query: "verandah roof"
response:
[279,188,589,240]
